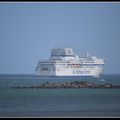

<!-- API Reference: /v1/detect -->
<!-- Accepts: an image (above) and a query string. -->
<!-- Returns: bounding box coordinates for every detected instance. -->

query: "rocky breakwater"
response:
[12,81,120,89]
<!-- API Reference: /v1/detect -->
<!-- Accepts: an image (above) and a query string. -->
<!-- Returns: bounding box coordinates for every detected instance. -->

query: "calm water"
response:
[0,74,120,117]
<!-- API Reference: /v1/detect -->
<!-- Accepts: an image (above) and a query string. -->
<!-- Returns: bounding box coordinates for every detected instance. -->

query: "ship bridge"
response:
[51,48,75,57]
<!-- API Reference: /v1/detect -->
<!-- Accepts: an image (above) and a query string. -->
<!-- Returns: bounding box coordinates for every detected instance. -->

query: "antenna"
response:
[85,50,90,58]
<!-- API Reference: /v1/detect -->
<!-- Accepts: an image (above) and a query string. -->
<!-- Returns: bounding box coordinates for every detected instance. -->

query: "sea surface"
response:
[0,74,120,117]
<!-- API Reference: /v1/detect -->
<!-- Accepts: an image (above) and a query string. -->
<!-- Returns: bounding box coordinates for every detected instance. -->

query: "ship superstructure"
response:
[35,48,105,77]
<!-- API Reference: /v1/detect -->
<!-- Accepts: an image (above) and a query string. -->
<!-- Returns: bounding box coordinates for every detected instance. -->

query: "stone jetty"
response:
[12,81,120,89]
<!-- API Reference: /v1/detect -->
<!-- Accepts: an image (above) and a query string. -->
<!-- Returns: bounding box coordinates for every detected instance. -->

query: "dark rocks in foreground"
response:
[12,81,120,89]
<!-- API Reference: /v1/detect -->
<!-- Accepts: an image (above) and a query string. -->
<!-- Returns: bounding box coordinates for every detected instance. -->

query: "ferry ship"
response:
[35,48,105,77]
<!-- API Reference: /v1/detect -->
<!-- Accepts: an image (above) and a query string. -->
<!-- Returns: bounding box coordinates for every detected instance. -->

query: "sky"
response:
[0,2,120,74]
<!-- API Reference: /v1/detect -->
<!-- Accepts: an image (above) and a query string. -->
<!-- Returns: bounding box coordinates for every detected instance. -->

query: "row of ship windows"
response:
[39,64,67,67]
[39,66,103,71]
[39,64,104,67]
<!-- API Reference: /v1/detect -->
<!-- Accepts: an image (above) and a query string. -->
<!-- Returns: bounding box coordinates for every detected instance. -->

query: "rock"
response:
[11,80,120,89]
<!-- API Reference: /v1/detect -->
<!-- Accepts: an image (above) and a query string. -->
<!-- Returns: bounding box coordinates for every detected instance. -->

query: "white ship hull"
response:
[36,67,103,78]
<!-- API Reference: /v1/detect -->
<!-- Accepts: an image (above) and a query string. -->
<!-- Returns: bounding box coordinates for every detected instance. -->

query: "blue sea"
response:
[0,74,120,117]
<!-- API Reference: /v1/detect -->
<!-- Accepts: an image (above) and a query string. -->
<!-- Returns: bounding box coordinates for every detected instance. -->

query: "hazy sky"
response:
[0,2,120,74]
